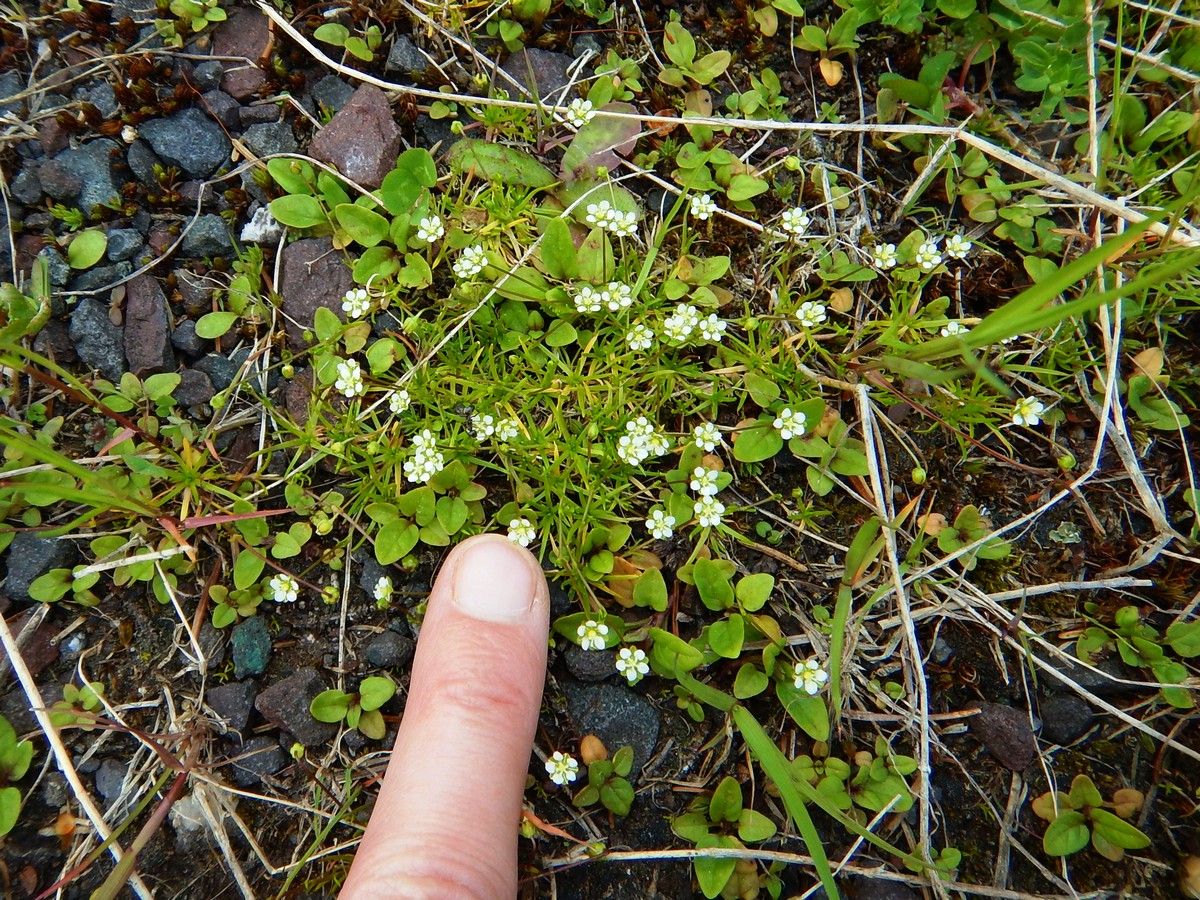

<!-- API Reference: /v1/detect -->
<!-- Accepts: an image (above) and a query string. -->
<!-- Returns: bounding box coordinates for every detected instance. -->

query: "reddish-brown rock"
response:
[307,84,401,190]
[124,274,175,376]
[278,237,352,348]
[212,9,269,100]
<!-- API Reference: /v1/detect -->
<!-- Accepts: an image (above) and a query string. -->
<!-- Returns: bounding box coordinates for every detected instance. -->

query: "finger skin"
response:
[340,535,549,900]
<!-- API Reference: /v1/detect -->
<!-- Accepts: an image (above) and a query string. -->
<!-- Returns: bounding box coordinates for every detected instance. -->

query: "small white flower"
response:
[793,658,829,695]
[616,646,650,684]
[1011,396,1046,427]
[772,407,807,440]
[872,243,898,270]
[945,232,973,260]
[564,97,595,128]
[662,303,700,344]
[585,200,614,227]
[698,313,727,343]
[388,389,412,415]
[689,466,721,497]
[694,496,726,529]
[269,573,299,604]
[915,239,942,271]
[416,215,444,244]
[341,287,370,319]
[373,576,393,603]
[795,301,827,329]
[334,358,365,398]
[453,244,487,279]
[574,284,603,314]
[609,209,638,238]
[617,416,667,466]
[411,428,436,451]
[546,750,580,786]
[403,430,444,483]
[471,413,496,438]
[507,517,536,547]
[693,421,722,452]
[645,508,675,540]
[605,281,634,311]
[626,323,654,351]
[646,430,671,458]
[690,193,717,220]
[577,619,610,651]
[781,207,811,236]
[495,417,521,442]
[940,321,968,337]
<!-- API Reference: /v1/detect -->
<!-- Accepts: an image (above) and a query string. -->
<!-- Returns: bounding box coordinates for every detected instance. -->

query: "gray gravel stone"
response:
[311,75,355,115]
[192,59,225,92]
[194,352,239,391]
[385,36,428,75]
[238,104,280,127]
[255,667,337,747]
[565,682,660,775]
[70,297,126,381]
[279,237,352,348]
[171,319,209,357]
[180,213,234,258]
[363,631,414,669]
[0,72,24,118]
[95,758,127,802]
[140,108,231,179]
[241,121,296,158]
[52,139,121,211]
[502,48,574,101]
[36,159,82,202]
[38,246,69,287]
[2,533,77,603]
[1038,694,1095,746]
[853,877,918,900]
[10,170,41,205]
[971,702,1037,771]
[106,228,144,262]
[232,735,286,787]
[68,262,131,294]
[207,680,257,732]
[564,644,616,682]
[125,139,162,187]
[84,82,119,119]
[174,368,215,407]
[1044,648,1135,696]
[202,89,241,131]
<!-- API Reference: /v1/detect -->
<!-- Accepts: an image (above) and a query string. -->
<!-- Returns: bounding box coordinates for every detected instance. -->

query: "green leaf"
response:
[1043,810,1090,856]
[600,779,634,816]
[233,551,265,590]
[732,419,783,463]
[737,808,777,843]
[435,495,469,535]
[195,311,238,339]
[708,615,745,659]
[709,775,744,823]
[539,217,578,280]
[312,22,349,45]
[313,306,343,344]
[334,204,390,247]
[662,22,697,68]
[560,103,642,177]
[576,227,615,283]
[672,811,711,843]
[376,520,419,565]
[267,158,315,195]
[67,231,107,269]
[544,318,577,348]
[1166,621,1200,657]
[694,841,737,899]
[269,194,327,229]
[743,372,780,407]
[694,558,735,611]
[726,174,769,202]
[1089,809,1150,850]
[733,663,769,699]
[1067,775,1104,810]
[776,681,830,741]
[648,626,705,675]
[0,786,20,837]
[632,567,668,612]
[358,676,396,710]
[357,708,386,739]
[735,573,773,611]
[447,139,557,188]
[310,689,351,723]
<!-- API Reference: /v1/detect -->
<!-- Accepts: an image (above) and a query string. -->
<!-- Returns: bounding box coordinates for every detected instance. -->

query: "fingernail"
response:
[452,537,538,622]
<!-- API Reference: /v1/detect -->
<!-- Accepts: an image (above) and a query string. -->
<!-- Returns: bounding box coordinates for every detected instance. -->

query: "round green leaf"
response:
[313,22,349,45]
[737,808,777,843]
[67,230,107,270]
[270,194,327,229]
[310,689,351,723]
[732,419,783,463]
[359,676,396,710]
[0,786,20,837]
[632,567,668,612]
[357,708,386,739]
[1043,810,1089,856]
[776,681,830,742]
[334,203,390,248]
[733,663,769,699]
[195,311,238,339]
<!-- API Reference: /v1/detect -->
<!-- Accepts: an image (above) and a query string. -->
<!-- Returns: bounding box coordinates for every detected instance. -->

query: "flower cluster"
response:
[689,465,720,496]
[577,619,609,651]
[872,243,898,270]
[945,232,972,259]
[914,239,942,271]
[693,421,722,452]
[645,507,675,539]
[453,244,487,279]
[334,359,365,398]
[269,573,299,603]
[940,321,968,337]
[773,407,807,440]
[563,97,596,128]
[585,200,637,237]
[690,193,717,220]
[341,287,370,319]
[403,429,445,483]
[795,300,827,329]
[793,658,829,695]
[546,750,579,786]
[507,517,536,547]
[416,215,444,244]
[698,313,727,343]
[694,496,725,528]
[662,303,701,344]
[616,646,650,684]
[616,416,670,466]
[575,281,633,314]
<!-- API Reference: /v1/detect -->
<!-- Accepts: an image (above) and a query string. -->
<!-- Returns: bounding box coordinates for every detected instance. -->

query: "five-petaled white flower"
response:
[604,282,634,311]
[690,193,717,220]
[608,209,638,238]
[915,240,942,271]
[781,207,811,236]
[773,407,807,440]
[416,215,444,244]
[796,301,828,329]
[626,323,654,351]
[662,303,701,344]
[945,232,972,260]
[645,508,675,540]
[373,575,393,604]
[269,573,299,603]
[341,287,370,319]
[1011,396,1046,427]
[940,321,968,337]
[617,416,669,466]
[873,243,898,270]
[690,466,721,497]
[693,421,722,452]
[694,496,725,528]
[577,619,610,651]
[698,313,727,343]
[495,417,521,442]
[574,284,603,314]
[793,658,829,695]
[585,200,614,227]
[546,751,580,786]
[471,413,496,438]
[388,389,411,415]
[507,517,536,547]
[453,244,487,279]
[334,359,365,398]
[616,647,650,684]
[564,98,595,128]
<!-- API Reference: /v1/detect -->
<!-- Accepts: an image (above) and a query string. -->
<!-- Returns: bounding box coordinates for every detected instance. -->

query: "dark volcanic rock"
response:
[95,758,127,803]
[565,682,660,774]
[69,262,131,294]
[202,89,241,131]
[232,735,286,787]
[140,108,231,179]
[207,680,257,733]
[171,319,208,358]
[1038,694,1095,746]
[106,228,144,262]
[971,702,1037,771]
[231,616,272,679]
[564,644,616,682]
[385,36,428,75]
[192,59,224,92]
[255,667,337,746]
[308,85,401,190]
[363,631,414,669]
[311,75,355,115]
[174,368,215,408]
[241,121,296,158]
[123,274,174,376]
[180,214,234,258]
[501,48,574,100]
[1043,647,1135,696]
[70,297,126,381]
[212,9,270,100]
[3,533,77,603]
[45,139,120,211]
[278,237,352,348]
[125,139,162,187]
